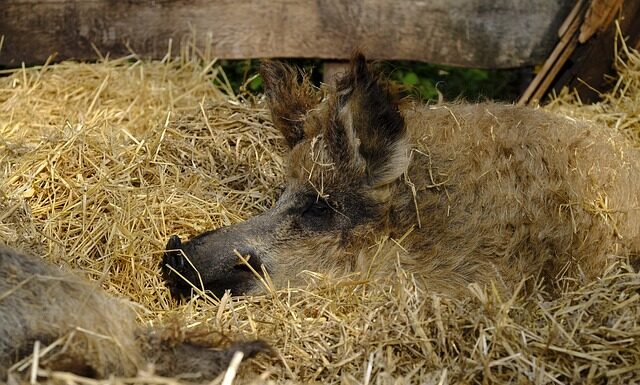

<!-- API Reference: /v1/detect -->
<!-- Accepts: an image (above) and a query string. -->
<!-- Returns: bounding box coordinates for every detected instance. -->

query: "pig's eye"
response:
[297,197,335,230]
[302,201,331,218]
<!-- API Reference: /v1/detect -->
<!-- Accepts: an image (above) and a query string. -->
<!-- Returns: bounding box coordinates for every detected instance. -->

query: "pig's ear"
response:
[260,60,319,148]
[327,53,409,187]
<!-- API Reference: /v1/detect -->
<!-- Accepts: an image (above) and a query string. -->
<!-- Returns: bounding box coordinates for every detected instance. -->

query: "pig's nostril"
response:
[172,252,185,270]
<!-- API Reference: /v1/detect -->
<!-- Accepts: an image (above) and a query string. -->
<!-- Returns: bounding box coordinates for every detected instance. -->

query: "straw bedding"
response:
[1,43,639,384]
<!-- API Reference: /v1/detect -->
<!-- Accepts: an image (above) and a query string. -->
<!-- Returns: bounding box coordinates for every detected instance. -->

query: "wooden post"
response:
[322,62,349,85]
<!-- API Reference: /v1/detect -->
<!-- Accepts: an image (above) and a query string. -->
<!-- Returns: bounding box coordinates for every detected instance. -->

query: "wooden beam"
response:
[0,0,573,68]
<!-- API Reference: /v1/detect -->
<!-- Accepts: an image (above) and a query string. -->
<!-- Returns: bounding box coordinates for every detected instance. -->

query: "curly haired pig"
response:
[163,54,640,299]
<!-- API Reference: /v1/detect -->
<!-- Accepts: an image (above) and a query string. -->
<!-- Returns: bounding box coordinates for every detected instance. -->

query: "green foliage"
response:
[217,59,527,102]
[384,62,526,102]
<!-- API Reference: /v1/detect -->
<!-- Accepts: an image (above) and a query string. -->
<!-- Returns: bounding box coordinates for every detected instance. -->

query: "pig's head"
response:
[163,54,410,299]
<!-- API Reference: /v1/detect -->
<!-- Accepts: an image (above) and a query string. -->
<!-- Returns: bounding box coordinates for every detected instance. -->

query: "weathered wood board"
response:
[0,0,573,68]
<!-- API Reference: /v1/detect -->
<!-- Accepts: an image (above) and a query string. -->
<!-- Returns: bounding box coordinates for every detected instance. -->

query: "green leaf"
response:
[249,75,263,91]
[402,72,419,86]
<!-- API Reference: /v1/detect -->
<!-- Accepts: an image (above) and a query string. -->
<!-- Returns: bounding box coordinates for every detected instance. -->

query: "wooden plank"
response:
[550,0,640,103]
[0,0,573,68]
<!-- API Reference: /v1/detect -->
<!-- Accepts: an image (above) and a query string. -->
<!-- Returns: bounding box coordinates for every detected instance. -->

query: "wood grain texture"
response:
[0,0,574,68]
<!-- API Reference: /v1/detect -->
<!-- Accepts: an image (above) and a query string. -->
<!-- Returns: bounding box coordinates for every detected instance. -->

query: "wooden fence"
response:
[0,0,573,68]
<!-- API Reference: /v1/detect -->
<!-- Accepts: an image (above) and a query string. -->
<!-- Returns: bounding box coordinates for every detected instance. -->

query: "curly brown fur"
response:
[0,244,268,380]
[164,54,640,299]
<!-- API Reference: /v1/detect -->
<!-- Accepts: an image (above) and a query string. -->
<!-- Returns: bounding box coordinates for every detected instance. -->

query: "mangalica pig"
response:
[0,244,267,380]
[163,54,640,299]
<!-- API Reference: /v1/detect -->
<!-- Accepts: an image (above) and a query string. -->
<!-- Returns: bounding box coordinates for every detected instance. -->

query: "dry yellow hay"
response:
[1,40,639,384]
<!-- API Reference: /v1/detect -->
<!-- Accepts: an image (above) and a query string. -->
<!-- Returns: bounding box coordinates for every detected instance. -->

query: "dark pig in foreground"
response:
[163,54,640,299]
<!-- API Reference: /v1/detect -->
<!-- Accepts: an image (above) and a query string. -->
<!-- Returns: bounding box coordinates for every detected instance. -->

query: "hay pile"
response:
[1,43,639,384]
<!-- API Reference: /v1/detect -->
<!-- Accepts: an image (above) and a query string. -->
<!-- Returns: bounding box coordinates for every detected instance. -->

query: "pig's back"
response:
[398,103,640,291]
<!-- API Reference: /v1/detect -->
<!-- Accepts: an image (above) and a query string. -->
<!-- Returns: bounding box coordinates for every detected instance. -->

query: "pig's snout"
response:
[162,235,195,299]
[162,231,265,300]
[164,235,185,269]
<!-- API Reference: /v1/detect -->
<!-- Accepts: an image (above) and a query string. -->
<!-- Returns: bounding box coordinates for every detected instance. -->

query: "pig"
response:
[163,54,640,300]
[0,244,267,380]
